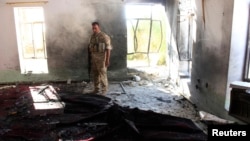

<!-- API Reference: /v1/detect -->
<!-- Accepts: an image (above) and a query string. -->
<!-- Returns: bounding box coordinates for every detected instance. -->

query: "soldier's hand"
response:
[105,60,110,67]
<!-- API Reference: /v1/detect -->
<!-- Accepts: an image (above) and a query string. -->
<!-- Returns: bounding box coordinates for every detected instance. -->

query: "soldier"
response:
[88,22,112,95]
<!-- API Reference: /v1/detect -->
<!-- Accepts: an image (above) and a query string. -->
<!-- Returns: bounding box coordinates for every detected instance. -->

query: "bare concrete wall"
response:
[0,0,127,83]
[190,0,238,120]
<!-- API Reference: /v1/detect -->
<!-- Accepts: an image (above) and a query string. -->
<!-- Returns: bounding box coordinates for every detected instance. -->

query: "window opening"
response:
[14,7,48,74]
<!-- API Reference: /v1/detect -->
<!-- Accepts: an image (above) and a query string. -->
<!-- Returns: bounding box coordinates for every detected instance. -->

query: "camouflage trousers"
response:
[91,62,108,94]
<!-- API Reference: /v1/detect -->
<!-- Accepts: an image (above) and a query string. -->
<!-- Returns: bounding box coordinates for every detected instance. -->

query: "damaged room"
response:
[0,0,250,140]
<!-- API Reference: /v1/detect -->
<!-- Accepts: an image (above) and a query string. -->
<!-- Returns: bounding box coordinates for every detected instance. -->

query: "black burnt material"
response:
[0,85,207,141]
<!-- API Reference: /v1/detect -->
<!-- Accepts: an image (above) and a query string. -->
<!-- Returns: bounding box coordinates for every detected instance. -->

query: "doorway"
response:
[125,4,167,68]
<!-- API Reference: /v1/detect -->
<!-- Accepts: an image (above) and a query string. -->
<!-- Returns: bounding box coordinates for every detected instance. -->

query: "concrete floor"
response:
[49,66,197,119]
[51,66,235,134]
[0,66,236,140]
[0,83,208,140]
[53,66,199,121]
[83,80,199,121]
[86,66,199,120]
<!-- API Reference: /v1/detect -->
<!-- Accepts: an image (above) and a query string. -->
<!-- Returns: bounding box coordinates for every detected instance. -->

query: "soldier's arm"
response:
[105,49,111,67]
[104,35,112,67]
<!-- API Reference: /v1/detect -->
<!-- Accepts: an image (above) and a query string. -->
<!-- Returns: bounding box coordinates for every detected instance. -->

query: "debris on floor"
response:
[0,84,208,141]
[199,111,236,124]
[105,80,198,120]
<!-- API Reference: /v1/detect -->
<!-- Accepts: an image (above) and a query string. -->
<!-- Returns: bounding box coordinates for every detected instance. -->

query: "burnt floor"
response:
[0,66,210,140]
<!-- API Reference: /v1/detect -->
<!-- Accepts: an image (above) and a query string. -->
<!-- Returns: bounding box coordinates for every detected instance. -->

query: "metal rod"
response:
[147,6,153,66]
[119,82,127,94]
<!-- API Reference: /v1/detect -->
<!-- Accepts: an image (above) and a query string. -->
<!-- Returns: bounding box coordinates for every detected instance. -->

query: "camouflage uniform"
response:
[89,32,112,94]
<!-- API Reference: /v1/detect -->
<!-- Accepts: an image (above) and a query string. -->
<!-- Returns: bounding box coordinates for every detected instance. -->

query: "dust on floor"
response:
[53,66,199,121]
[81,80,198,121]
[52,67,211,135]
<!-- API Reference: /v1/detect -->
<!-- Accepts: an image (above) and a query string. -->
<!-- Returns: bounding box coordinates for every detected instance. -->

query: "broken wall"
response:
[0,0,127,83]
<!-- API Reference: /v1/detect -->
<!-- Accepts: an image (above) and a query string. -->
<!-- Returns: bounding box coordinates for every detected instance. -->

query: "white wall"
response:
[226,0,250,110]
[0,2,19,70]
[0,0,128,83]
